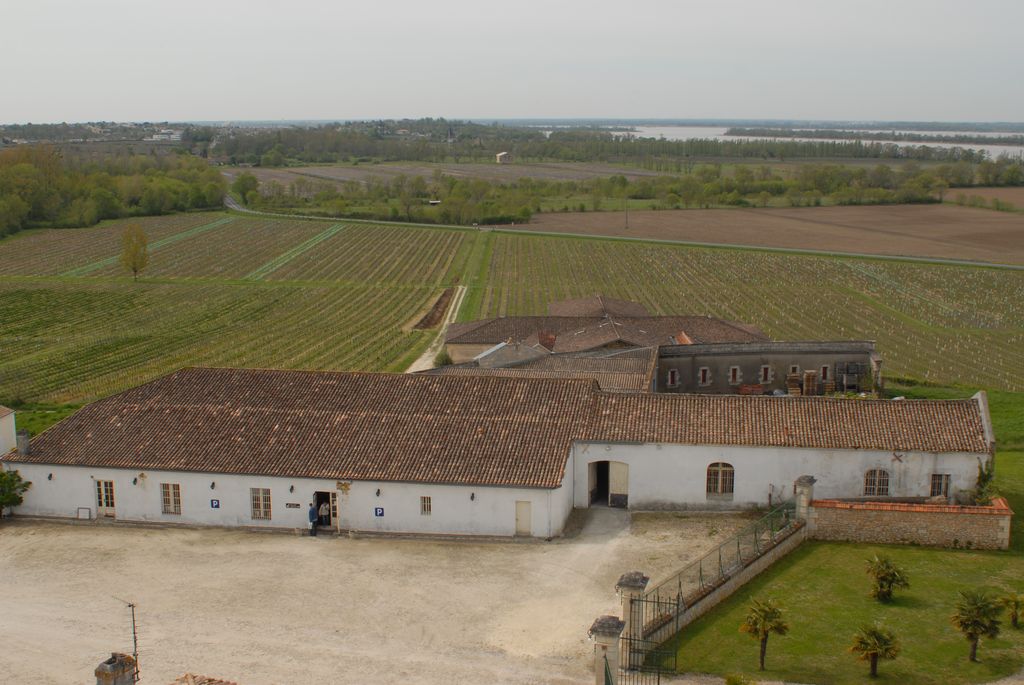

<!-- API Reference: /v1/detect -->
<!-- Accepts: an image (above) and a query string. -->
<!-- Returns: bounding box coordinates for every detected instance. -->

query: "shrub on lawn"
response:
[1000,592,1023,629]
[739,599,788,671]
[866,555,910,602]
[951,590,1003,662]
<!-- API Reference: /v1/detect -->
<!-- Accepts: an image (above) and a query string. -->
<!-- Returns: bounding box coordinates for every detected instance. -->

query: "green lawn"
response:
[669,385,1024,684]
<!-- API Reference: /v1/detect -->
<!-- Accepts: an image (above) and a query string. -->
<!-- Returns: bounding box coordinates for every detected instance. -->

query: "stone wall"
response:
[807,497,1013,550]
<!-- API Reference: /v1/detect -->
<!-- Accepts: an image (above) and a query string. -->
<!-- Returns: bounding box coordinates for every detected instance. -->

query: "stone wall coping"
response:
[810,496,1013,516]
[616,571,650,590]
[589,615,626,637]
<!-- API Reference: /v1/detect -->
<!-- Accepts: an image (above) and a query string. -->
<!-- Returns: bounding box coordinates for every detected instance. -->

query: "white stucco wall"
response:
[0,412,15,456]
[570,442,987,510]
[4,462,571,538]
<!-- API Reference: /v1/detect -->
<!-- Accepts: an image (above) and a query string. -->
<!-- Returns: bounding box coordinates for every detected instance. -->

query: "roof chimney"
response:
[95,653,137,685]
[16,429,30,456]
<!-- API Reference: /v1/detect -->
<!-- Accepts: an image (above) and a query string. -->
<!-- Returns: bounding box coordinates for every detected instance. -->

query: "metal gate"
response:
[618,594,675,685]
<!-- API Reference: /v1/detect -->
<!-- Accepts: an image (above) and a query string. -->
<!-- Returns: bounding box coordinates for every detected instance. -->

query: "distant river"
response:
[617,125,1024,160]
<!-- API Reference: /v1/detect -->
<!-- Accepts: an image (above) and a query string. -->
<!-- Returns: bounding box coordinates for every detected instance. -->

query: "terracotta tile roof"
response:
[9,368,597,489]
[5,370,991,489]
[547,295,651,318]
[427,348,657,393]
[591,393,991,454]
[446,315,767,350]
[811,497,1012,516]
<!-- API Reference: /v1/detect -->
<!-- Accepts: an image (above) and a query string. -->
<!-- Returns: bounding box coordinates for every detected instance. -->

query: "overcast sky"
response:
[4,0,1023,124]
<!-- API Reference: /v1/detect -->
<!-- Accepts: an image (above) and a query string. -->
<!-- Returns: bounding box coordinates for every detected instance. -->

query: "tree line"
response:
[727,127,1024,149]
[0,146,226,237]
[231,160,1006,226]
[211,120,998,167]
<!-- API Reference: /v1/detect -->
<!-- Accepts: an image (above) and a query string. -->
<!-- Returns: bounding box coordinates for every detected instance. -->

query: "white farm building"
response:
[2,368,994,537]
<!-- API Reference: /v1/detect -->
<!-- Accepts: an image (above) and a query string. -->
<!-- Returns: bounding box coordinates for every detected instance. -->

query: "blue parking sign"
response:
[211,499,220,509]
[374,507,384,517]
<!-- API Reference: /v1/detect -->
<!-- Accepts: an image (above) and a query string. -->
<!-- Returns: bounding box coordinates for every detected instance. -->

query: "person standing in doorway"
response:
[319,500,330,527]
[308,503,317,537]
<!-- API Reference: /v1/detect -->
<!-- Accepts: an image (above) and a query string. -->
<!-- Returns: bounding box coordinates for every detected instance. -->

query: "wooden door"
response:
[515,500,531,537]
[95,480,115,518]
[330,491,339,531]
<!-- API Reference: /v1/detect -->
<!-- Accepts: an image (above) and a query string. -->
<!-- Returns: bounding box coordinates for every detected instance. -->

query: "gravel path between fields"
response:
[0,509,755,685]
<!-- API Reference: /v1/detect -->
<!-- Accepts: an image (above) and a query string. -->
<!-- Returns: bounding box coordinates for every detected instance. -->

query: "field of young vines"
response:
[0,213,469,404]
[1,210,1021,406]
[466,234,1024,391]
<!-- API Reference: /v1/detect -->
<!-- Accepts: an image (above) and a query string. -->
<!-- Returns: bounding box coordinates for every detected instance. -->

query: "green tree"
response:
[1000,592,1023,629]
[0,469,32,517]
[849,624,900,677]
[119,224,149,281]
[231,172,259,204]
[866,556,910,602]
[739,599,788,671]
[951,590,1003,662]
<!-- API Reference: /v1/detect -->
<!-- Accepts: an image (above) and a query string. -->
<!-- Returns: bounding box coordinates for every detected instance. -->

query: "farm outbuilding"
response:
[2,368,995,537]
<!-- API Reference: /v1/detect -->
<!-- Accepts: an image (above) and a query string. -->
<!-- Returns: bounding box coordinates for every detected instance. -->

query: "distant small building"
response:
[496,151,512,164]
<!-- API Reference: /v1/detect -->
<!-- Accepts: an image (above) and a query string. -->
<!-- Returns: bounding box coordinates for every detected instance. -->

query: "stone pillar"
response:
[95,653,136,685]
[588,615,625,685]
[615,571,649,639]
[794,475,816,526]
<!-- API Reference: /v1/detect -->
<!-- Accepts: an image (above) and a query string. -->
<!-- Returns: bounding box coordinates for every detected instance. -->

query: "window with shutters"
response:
[250,487,272,520]
[161,483,181,515]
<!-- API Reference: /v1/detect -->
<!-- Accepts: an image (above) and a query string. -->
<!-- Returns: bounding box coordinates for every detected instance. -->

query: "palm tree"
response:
[999,592,1023,629]
[866,556,910,602]
[739,599,789,671]
[849,624,901,677]
[951,590,1003,662]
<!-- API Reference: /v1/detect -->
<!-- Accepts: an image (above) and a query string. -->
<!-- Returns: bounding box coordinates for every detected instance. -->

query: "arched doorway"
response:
[588,460,628,508]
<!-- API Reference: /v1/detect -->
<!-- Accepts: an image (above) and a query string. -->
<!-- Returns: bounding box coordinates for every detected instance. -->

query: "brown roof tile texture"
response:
[591,393,990,455]
[6,369,991,489]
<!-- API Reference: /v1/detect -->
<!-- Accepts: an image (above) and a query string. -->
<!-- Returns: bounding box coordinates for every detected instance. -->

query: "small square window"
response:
[420,496,432,516]
[789,365,799,375]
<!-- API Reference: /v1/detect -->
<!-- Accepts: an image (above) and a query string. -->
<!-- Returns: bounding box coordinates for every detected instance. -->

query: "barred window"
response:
[930,474,951,498]
[863,469,889,497]
[706,463,735,496]
[250,487,272,520]
[420,496,432,516]
[161,483,181,515]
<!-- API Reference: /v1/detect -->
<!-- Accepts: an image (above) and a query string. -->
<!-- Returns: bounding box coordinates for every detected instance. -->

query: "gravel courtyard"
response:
[0,509,753,685]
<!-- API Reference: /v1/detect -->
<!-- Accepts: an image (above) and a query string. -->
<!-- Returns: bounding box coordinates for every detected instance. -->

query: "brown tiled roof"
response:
[9,368,596,489]
[427,348,657,393]
[446,316,767,350]
[5,370,991,489]
[591,393,991,454]
[548,295,650,318]
[0,406,12,419]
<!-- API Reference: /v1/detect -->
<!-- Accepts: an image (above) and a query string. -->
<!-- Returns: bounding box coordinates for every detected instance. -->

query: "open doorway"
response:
[590,461,609,505]
[588,461,628,508]
[314,491,335,530]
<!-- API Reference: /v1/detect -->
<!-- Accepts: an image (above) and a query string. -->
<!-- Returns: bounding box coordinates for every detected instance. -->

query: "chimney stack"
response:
[16,429,30,456]
[95,653,137,685]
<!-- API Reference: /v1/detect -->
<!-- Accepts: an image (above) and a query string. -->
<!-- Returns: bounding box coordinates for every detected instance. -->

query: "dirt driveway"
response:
[0,509,753,685]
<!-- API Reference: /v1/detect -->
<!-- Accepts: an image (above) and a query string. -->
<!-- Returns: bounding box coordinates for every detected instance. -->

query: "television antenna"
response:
[112,596,141,682]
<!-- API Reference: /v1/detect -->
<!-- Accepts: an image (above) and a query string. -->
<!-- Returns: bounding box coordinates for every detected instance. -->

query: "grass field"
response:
[667,384,1024,684]
[0,213,468,405]
[2,209,1023,409]
[464,233,1024,391]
